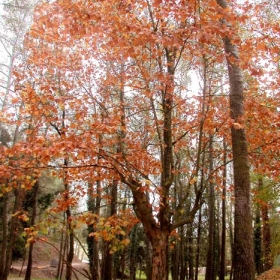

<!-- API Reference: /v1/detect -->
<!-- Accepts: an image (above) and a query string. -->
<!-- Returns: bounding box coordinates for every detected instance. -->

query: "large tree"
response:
[216,0,255,278]
[8,0,280,279]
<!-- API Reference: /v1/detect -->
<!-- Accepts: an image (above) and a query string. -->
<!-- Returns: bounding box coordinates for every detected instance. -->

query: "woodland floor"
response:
[256,267,280,280]
[7,240,280,280]
[9,239,89,280]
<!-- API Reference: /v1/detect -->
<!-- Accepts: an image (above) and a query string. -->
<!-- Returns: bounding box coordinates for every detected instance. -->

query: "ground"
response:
[256,267,280,280]
[8,240,280,280]
[9,238,89,280]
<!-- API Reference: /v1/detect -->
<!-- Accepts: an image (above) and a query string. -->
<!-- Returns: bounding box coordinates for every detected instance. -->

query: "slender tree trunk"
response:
[56,221,65,280]
[24,181,39,280]
[195,207,202,280]
[260,177,272,272]
[129,225,138,280]
[229,201,234,280]
[59,230,68,280]
[186,224,194,280]
[101,180,118,280]
[144,235,152,280]
[65,206,74,280]
[205,135,215,280]
[87,180,101,280]
[62,159,74,280]
[0,191,9,279]
[179,227,186,280]
[216,0,255,278]
[254,205,263,275]
[3,188,24,280]
[219,137,227,280]
[171,235,179,280]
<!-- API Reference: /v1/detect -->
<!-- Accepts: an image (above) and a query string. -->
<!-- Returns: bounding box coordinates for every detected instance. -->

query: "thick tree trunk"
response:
[216,1,255,279]
[227,47,255,280]
[149,229,169,280]
[144,235,152,280]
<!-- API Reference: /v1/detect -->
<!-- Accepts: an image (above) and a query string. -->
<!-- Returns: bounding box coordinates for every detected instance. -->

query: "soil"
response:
[256,267,280,280]
[9,238,89,280]
[8,239,280,280]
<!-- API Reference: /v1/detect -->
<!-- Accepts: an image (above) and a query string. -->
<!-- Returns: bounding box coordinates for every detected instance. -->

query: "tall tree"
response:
[216,0,255,278]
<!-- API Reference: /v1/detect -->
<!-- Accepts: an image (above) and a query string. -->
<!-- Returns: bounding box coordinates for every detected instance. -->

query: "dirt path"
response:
[9,262,89,280]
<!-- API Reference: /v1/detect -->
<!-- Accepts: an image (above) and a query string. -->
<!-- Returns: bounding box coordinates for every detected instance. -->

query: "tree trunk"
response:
[3,188,24,280]
[186,224,194,280]
[195,207,202,280]
[149,229,169,280]
[24,181,39,280]
[129,225,138,280]
[66,206,74,280]
[171,238,179,280]
[219,138,227,280]
[205,135,215,280]
[101,180,118,280]
[254,205,263,275]
[219,137,227,280]
[0,192,9,279]
[227,47,255,279]
[260,178,272,272]
[216,0,255,278]
[261,203,272,271]
[56,228,65,280]
[87,180,101,280]
[144,235,152,280]
[63,163,74,280]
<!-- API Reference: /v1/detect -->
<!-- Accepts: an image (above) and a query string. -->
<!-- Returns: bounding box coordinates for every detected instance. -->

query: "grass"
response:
[134,272,231,280]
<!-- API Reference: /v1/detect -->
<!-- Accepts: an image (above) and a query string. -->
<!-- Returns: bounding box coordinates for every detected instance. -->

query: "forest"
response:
[0,0,279,280]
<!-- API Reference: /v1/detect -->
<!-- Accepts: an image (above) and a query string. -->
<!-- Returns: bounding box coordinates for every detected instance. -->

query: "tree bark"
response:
[216,0,255,278]
[24,181,39,280]
[3,188,24,280]
[0,191,9,279]
[260,177,272,272]
[101,180,118,280]
[254,205,263,275]
[219,137,227,280]
[56,228,65,280]
[205,135,215,280]
[87,180,101,280]
[150,229,169,280]
[144,235,152,280]
[195,207,202,280]
[187,224,194,280]
[65,206,74,280]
